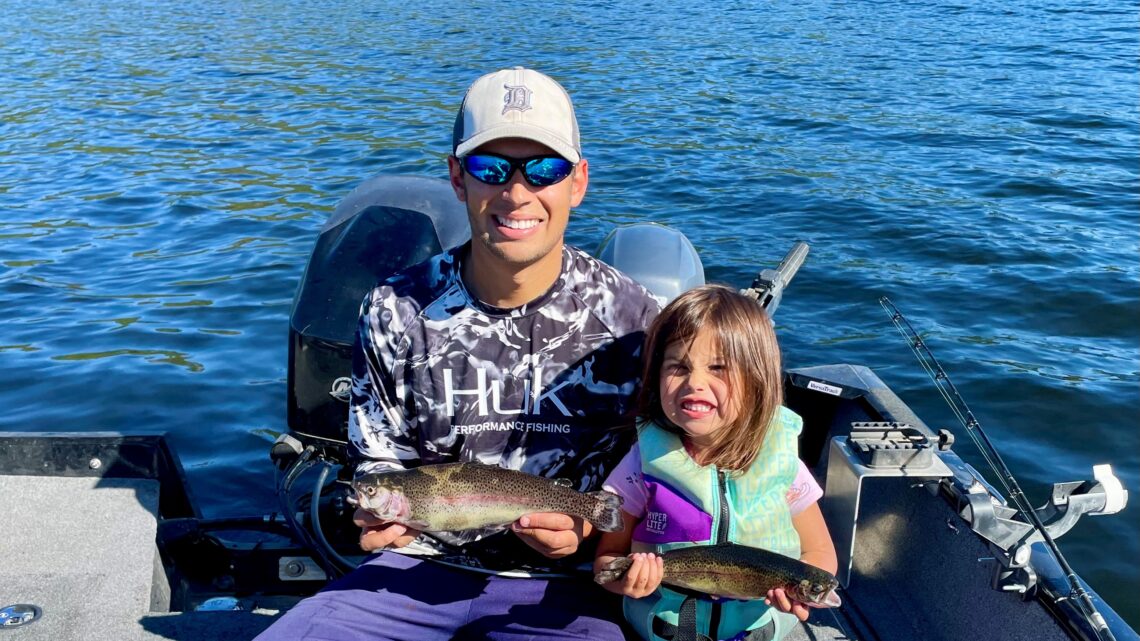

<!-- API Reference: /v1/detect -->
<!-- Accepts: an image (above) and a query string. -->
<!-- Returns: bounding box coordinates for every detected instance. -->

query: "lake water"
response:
[2,0,1137,629]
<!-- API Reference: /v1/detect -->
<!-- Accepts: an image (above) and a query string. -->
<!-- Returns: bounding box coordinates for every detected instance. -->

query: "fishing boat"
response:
[0,175,1133,641]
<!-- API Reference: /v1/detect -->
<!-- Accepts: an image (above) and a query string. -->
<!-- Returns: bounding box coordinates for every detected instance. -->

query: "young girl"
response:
[595,284,838,641]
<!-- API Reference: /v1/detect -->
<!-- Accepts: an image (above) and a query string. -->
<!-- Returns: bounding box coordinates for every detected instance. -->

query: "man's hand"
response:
[765,587,810,622]
[353,508,421,552]
[510,512,589,558]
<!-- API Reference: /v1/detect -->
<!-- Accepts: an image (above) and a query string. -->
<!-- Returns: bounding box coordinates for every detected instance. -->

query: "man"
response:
[256,67,660,640]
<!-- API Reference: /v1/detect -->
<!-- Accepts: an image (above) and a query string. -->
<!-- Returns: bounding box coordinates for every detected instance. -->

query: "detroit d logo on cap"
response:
[502,84,532,114]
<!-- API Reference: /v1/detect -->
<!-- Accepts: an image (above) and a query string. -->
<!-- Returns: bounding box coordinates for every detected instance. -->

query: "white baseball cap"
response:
[452,67,581,163]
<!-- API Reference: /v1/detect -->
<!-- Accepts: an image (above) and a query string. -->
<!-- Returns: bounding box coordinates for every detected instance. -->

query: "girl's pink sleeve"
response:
[787,459,824,515]
[602,443,649,519]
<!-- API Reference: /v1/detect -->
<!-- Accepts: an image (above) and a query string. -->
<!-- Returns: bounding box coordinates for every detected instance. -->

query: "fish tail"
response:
[586,490,624,533]
[593,556,633,585]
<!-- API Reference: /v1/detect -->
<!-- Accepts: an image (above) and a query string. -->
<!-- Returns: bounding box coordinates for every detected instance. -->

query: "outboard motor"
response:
[596,222,705,303]
[287,176,469,445]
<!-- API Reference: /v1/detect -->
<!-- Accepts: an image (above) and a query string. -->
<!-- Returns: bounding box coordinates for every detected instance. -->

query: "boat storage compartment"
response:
[822,422,953,587]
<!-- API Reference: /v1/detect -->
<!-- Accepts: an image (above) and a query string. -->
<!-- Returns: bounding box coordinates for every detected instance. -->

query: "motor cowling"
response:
[287,175,469,442]
[596,222,704,304]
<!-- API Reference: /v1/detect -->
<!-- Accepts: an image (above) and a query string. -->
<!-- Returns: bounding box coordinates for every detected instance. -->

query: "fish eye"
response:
[365,486,377,496]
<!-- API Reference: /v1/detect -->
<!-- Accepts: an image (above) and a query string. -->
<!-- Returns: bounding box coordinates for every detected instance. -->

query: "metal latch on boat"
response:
[847,422,938,469]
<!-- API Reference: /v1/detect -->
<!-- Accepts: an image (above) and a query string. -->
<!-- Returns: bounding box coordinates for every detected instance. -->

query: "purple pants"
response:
[253,551,633,641]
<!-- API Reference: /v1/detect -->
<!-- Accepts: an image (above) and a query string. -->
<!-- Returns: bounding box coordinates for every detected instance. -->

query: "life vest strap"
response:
[650,596,776,641]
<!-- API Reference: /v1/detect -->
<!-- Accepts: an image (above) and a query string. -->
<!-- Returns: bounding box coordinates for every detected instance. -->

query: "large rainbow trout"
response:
[595,542,841,607]
[351,462,624,533]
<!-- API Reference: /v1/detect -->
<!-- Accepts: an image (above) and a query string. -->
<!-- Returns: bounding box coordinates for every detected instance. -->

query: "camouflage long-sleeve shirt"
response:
[348,243,660,572]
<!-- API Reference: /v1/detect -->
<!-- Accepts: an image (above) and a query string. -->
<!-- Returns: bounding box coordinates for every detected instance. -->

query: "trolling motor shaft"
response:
[742,241,809,316]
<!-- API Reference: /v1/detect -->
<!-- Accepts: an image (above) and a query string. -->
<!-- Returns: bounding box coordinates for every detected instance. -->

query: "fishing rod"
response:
[879,297,1117,641]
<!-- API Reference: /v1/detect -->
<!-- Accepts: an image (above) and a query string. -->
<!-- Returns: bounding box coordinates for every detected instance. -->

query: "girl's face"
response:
[659,329,739,451]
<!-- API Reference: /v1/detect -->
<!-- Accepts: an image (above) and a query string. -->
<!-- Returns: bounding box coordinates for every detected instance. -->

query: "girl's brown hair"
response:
[638,284,784,472]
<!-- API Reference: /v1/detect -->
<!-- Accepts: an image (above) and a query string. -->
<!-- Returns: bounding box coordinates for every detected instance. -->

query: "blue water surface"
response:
[1,0,1137,628]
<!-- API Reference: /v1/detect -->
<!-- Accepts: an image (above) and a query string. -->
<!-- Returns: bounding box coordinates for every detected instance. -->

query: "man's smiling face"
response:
[451,137,587,270]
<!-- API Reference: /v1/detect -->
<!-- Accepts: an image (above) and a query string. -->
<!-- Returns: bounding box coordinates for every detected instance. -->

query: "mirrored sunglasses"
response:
[461,153,575,187]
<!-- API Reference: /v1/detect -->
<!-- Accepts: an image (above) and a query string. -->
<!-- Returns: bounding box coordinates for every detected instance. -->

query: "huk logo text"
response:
[443,367,570,417]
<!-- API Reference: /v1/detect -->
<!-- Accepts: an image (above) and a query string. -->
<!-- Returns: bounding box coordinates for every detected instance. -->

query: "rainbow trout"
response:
[351,462,624,533]
[595,542,841,607]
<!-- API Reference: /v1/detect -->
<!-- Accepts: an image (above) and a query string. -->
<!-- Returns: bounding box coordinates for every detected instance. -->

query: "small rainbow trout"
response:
[595,542,841,607]
[351,462,624,533]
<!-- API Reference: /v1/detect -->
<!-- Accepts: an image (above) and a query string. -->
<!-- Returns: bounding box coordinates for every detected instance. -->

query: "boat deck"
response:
[790,616,853,641]
[0,474,274,640]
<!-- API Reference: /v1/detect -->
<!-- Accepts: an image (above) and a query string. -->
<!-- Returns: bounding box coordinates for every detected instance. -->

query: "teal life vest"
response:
[624,408,803,641]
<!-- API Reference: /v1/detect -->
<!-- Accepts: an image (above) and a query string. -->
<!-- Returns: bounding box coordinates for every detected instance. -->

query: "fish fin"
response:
[593,556,633,585]
[585,490,625,532]
[403,518,433,531]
